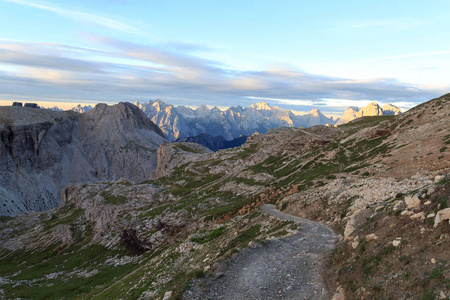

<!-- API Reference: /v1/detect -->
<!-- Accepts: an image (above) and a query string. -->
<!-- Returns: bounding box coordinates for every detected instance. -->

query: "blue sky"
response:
[0,0,449,113]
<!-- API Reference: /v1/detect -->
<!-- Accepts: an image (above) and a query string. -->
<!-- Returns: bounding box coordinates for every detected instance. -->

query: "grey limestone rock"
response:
[0,102,167,216]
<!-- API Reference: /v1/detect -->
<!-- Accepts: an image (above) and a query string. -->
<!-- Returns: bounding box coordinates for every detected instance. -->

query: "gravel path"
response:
[183,204,337,300]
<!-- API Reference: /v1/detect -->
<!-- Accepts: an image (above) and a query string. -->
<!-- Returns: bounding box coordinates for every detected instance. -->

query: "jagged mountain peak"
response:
[195,104,210,114]
[309,108,322,116]
[249,101,272,110]
[87,102,165,138]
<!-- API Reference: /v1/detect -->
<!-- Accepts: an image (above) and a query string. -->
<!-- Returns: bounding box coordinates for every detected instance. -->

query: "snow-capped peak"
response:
[249,101,272,110]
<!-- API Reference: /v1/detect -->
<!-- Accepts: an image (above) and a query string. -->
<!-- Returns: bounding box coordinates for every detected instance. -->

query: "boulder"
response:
[365,233,378,241]
[410,212,425,220]
[434,175,445,182]
[344,222,355,239]
[434,208,450,227]
[331,285,345,300]
[405,194,421,209]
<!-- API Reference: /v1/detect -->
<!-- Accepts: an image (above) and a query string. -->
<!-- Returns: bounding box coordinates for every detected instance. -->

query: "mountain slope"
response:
[0,102,167,216]
[0,94,448,299]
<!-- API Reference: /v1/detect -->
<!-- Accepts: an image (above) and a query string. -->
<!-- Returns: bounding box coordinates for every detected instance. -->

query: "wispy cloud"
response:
[1,0,138,33]
[0,38,446,112]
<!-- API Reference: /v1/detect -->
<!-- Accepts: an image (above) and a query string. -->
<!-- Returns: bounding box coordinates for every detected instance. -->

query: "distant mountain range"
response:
[47,104,93,113]
[46,100,402,141]
[134,100,336,141]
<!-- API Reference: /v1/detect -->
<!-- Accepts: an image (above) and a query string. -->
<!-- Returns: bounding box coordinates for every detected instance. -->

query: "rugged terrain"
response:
[0,102,166,216]
[0,94,448,299]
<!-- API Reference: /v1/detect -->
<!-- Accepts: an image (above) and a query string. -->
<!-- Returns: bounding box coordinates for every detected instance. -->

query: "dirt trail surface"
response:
[183,204,337,300]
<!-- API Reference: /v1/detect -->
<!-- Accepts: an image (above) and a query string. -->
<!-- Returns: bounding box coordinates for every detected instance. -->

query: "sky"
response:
[0,0,449,113]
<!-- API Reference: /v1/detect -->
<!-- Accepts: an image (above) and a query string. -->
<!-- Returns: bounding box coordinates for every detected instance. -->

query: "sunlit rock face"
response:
[336,102,402,125]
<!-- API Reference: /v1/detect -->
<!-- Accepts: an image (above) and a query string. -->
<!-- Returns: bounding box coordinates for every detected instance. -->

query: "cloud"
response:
[1,0,138,33]
[0,47,105,73]
[0,38,447,112]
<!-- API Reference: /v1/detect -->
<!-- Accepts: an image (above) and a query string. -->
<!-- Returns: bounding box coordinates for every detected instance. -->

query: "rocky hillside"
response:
[0,94,448,299]
[0,102,166,216]
[174,133,248,151]
[136,100,336,141]
[336,102,402,125]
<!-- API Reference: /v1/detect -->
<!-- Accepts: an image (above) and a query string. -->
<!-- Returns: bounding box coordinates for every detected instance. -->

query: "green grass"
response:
[235,144,258,159]
[231,176,266,186]
[220,224,262,256]
[338,116,396,128]
[100,191,127,205]
[0,243,139,299]
[174,144,204,153]
[41,204,85,232]
[191,226,227,244]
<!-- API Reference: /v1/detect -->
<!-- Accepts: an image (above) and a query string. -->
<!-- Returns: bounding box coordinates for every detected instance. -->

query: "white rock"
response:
[410,212,425,220]
[365,233,378,241]
[405,194,421,209]
[431,258,436,264]
[344,222,355,239]
[352,241,359,249]
[392,239,401,247]
[331,285,345,300]
[434,175,444,182]
[434,208,450,227]
[401,210,414,216]
[424,200,432,205]
[162,291,172,300]
[427,213,436,218]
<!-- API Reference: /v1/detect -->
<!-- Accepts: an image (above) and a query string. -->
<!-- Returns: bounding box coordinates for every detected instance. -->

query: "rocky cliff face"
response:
[0,102,167,216]
[135,100,336,141]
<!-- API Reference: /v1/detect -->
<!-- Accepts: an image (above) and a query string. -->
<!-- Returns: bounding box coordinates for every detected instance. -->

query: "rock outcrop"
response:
[0,102,167,216]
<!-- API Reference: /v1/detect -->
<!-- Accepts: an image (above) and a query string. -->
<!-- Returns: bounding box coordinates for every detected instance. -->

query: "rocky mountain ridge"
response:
[0,102,166,216]
[336,102,402,125]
